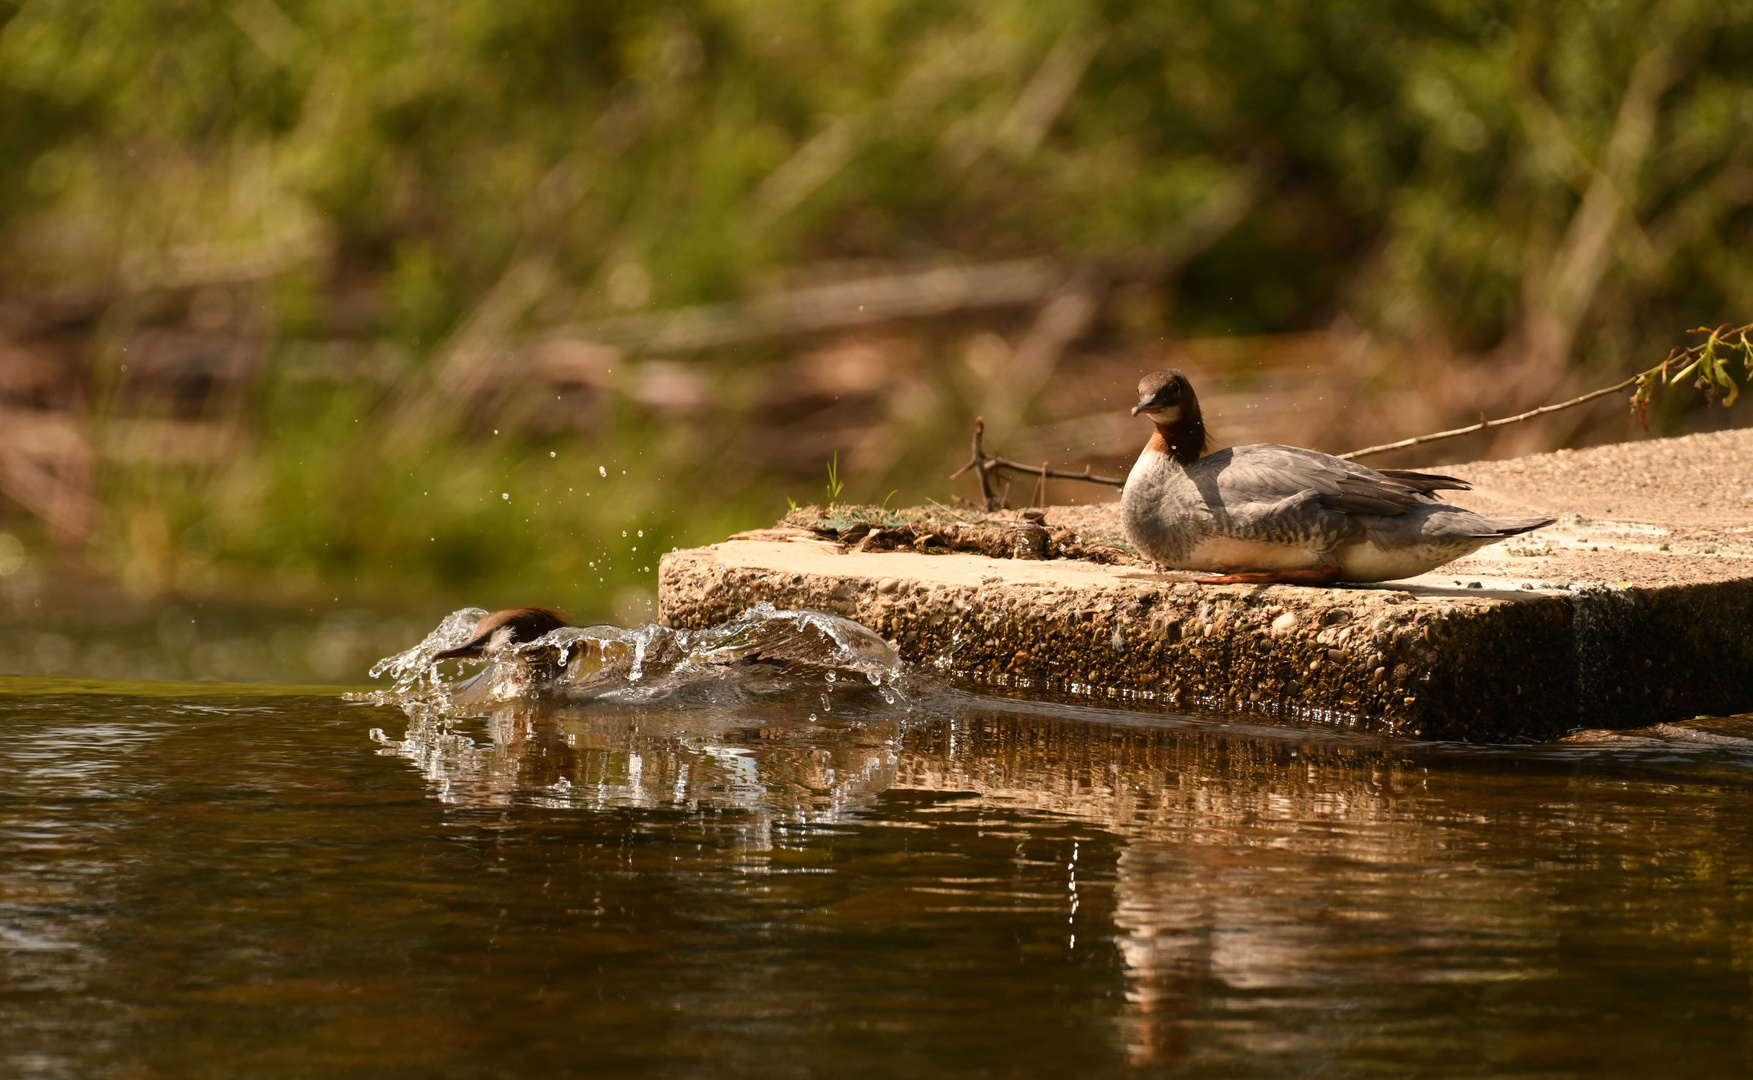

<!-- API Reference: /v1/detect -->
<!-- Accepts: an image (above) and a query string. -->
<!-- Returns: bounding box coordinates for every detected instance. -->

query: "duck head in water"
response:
[433,608,569,661]
[1129,369,1208,464]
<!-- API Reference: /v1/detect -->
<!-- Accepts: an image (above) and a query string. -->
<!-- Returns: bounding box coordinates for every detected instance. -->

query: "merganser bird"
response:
[1120,370,1555,584]
[434,608,569,660]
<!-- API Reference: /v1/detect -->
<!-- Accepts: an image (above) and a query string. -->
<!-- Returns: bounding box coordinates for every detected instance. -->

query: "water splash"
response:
[355,604,914,822]
[362,602,904,709]
[368,607,487,692]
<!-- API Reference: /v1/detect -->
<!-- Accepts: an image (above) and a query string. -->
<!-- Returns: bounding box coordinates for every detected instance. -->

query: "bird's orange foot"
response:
[1196,566,1342,586]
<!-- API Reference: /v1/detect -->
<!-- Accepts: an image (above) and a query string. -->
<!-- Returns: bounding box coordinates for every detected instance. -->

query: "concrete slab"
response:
[658,428,1753,740]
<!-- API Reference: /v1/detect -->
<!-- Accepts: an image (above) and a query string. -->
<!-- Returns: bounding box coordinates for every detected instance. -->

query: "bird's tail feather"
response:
[1490,516,1556,537]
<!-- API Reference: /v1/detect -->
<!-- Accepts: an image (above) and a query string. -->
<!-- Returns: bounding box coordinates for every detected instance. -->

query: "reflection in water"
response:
[893,717,1422,1068]
[901,711,1753,1070]
[377,699,905,829]
[362,610,1753,1076]
[365,603,913,828]
[9,647,1753,1075]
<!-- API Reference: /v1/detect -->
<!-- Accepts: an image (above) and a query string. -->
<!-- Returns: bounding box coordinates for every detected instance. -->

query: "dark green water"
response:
[4,677,1753,1078]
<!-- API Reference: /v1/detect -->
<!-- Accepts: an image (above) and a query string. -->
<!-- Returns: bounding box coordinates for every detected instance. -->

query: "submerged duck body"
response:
[434,607,569,660]
[1120,371,1555,584]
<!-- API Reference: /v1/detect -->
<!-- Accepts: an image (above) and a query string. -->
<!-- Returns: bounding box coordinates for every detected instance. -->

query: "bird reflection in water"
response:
[362,606,1753,1072]
[376,695,907,831]
[364,602,913,829]
[887,717,1577,1070]
[368,610,1428,1070]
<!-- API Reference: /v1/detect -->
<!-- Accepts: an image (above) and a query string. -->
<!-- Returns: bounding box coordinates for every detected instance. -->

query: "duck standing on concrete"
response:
[1120,370,1555,584]
[434,608,569,660]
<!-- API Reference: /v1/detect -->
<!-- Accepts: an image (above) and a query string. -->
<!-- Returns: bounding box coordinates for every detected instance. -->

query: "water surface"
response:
[4,674,1753,1078]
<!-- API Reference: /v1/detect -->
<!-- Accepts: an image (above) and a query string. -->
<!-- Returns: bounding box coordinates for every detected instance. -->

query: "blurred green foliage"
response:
[1,0,1751,617]
[10,0,1749,335]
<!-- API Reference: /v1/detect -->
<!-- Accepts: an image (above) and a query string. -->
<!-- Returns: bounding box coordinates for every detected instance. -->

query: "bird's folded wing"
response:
[1210,445,1452,518]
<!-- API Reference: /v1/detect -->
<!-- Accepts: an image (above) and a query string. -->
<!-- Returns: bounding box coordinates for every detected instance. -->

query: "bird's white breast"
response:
[1181,536,1323,573]
[1333,538,1493,583]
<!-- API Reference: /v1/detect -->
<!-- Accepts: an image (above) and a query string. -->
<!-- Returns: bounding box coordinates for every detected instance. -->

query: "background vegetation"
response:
[2,0,1752,623]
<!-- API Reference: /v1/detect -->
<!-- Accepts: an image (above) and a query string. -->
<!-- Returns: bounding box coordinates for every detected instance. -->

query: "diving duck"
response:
[434,608,569,660]
[1120,370,1554,584]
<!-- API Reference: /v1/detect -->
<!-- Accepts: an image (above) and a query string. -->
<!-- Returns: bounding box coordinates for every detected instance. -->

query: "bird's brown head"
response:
[433,607,569,661]
[1131,370,1194,418]
[1130,369,1206,464]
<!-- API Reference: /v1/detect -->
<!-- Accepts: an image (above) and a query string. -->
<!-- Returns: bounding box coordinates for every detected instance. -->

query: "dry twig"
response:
[950,414,1124,509]
[1340,321,1753,460]
[1337,381,1642,460]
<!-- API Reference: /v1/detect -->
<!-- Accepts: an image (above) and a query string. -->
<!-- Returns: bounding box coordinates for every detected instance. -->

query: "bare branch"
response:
[564,260,1060,354]
[947,416,1000,509]
[1335,377,1644,461]
[1340,321,1753,461]
[985,457,1124,487]
[951,417,1125,504]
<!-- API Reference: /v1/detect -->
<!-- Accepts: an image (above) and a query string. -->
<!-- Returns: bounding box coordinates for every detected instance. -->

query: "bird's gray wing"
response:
[1374,468,1472,496]
[1188,445,1537,556]
[1202,445,1454,518]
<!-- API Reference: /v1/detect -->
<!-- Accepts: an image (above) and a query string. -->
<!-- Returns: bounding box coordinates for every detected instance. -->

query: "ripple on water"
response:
[5,649,1753,1076]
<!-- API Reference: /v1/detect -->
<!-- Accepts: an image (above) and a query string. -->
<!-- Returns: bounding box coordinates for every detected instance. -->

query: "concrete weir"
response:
[658,428,1753,740]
